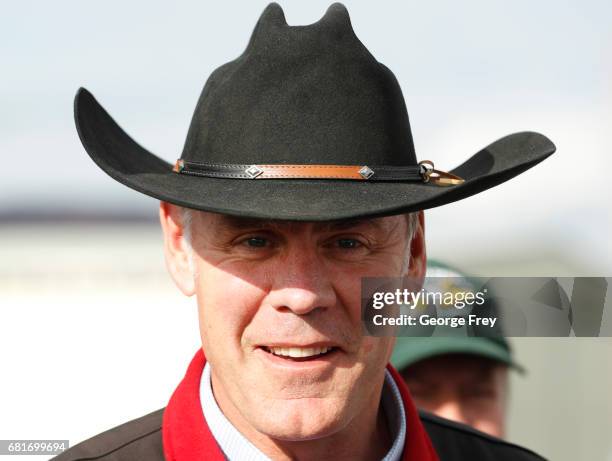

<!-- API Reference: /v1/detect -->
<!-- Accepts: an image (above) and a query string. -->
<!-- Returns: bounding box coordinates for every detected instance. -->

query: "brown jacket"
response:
[53,408,546,460]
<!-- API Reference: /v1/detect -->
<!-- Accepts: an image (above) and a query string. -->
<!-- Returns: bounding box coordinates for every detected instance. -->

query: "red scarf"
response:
[162,349,439,460]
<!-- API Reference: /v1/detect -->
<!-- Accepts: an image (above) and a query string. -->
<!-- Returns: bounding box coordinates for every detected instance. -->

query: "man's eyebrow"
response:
[218,216,276,229]
[466,363,498,381]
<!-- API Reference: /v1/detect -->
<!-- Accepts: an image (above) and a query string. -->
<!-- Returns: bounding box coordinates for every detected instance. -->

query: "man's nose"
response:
[267,248,337,316]
[435,400,468,427]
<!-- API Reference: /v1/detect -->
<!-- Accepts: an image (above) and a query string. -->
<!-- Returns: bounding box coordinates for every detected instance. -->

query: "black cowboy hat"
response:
[74,3,555,221]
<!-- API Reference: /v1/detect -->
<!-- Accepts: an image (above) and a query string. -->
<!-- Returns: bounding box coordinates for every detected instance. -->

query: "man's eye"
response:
[244,237,269,248]
[337,238,362,249]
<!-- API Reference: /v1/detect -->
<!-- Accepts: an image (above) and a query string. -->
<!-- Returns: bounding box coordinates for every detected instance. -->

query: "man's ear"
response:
[406,211,426,283]
[159,201,196,296]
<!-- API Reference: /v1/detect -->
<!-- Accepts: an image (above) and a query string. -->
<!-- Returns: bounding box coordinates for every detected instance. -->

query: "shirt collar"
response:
[200,362,406,461]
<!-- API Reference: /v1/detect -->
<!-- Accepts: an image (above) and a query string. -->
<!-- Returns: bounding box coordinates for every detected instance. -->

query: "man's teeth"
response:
[266,346,333,358]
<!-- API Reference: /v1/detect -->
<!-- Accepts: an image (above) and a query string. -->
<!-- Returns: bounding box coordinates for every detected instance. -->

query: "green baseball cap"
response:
[390,260,525,374]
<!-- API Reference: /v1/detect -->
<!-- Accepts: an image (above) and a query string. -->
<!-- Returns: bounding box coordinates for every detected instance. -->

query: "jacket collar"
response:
[162,349,439,461]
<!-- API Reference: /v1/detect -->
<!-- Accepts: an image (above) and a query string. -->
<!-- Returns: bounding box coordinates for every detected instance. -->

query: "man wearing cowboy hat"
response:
[56,3,554,460]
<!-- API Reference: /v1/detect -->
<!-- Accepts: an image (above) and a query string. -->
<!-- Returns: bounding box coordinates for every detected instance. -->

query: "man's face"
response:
[163,207,424,441]
[401,354,508,437]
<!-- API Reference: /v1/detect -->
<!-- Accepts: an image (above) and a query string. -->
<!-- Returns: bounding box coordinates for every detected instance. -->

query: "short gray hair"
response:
[181,207,195,248]
[405,212,419,244]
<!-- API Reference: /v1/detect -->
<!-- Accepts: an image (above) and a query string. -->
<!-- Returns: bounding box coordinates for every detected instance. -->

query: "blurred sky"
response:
[1,0,611,271]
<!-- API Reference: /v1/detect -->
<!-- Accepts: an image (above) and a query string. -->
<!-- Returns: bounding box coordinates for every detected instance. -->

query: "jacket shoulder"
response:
[420,411,547,461]
[52,408,165,461]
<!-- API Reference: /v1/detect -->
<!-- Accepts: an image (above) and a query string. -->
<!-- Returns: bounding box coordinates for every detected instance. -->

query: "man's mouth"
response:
[260,346,337,361]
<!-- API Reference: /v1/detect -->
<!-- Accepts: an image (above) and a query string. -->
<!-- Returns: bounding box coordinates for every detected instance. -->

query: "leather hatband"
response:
[172,160,464,185]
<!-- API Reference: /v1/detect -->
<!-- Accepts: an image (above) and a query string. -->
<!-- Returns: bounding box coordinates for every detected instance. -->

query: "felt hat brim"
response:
[75,88,556,221]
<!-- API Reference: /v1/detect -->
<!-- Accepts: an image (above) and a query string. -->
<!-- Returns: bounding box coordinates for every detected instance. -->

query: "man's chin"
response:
[249,398,350,442]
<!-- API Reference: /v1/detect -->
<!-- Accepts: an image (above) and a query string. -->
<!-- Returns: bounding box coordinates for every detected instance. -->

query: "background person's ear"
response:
[159,201,196,296]
[406,211,426,282]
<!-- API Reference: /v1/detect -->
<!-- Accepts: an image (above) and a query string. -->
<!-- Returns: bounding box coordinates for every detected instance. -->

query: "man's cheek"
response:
[361,337,393,362]
[361,336,380,359]
[199,279,263,339]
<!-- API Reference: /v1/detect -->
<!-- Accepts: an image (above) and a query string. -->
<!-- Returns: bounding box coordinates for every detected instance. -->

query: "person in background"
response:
[392,261,524,438]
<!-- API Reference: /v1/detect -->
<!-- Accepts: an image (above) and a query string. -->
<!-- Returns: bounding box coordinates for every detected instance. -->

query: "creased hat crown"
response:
[181,2,417,167]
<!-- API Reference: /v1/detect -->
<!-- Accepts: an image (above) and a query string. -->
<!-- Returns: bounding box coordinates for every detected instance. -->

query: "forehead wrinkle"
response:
[314,218,378,232]
[215,215,284,231]
[214,215,388,233]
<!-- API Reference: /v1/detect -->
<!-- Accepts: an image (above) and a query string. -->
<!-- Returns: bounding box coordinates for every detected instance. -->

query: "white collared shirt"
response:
[200,363,406,461]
